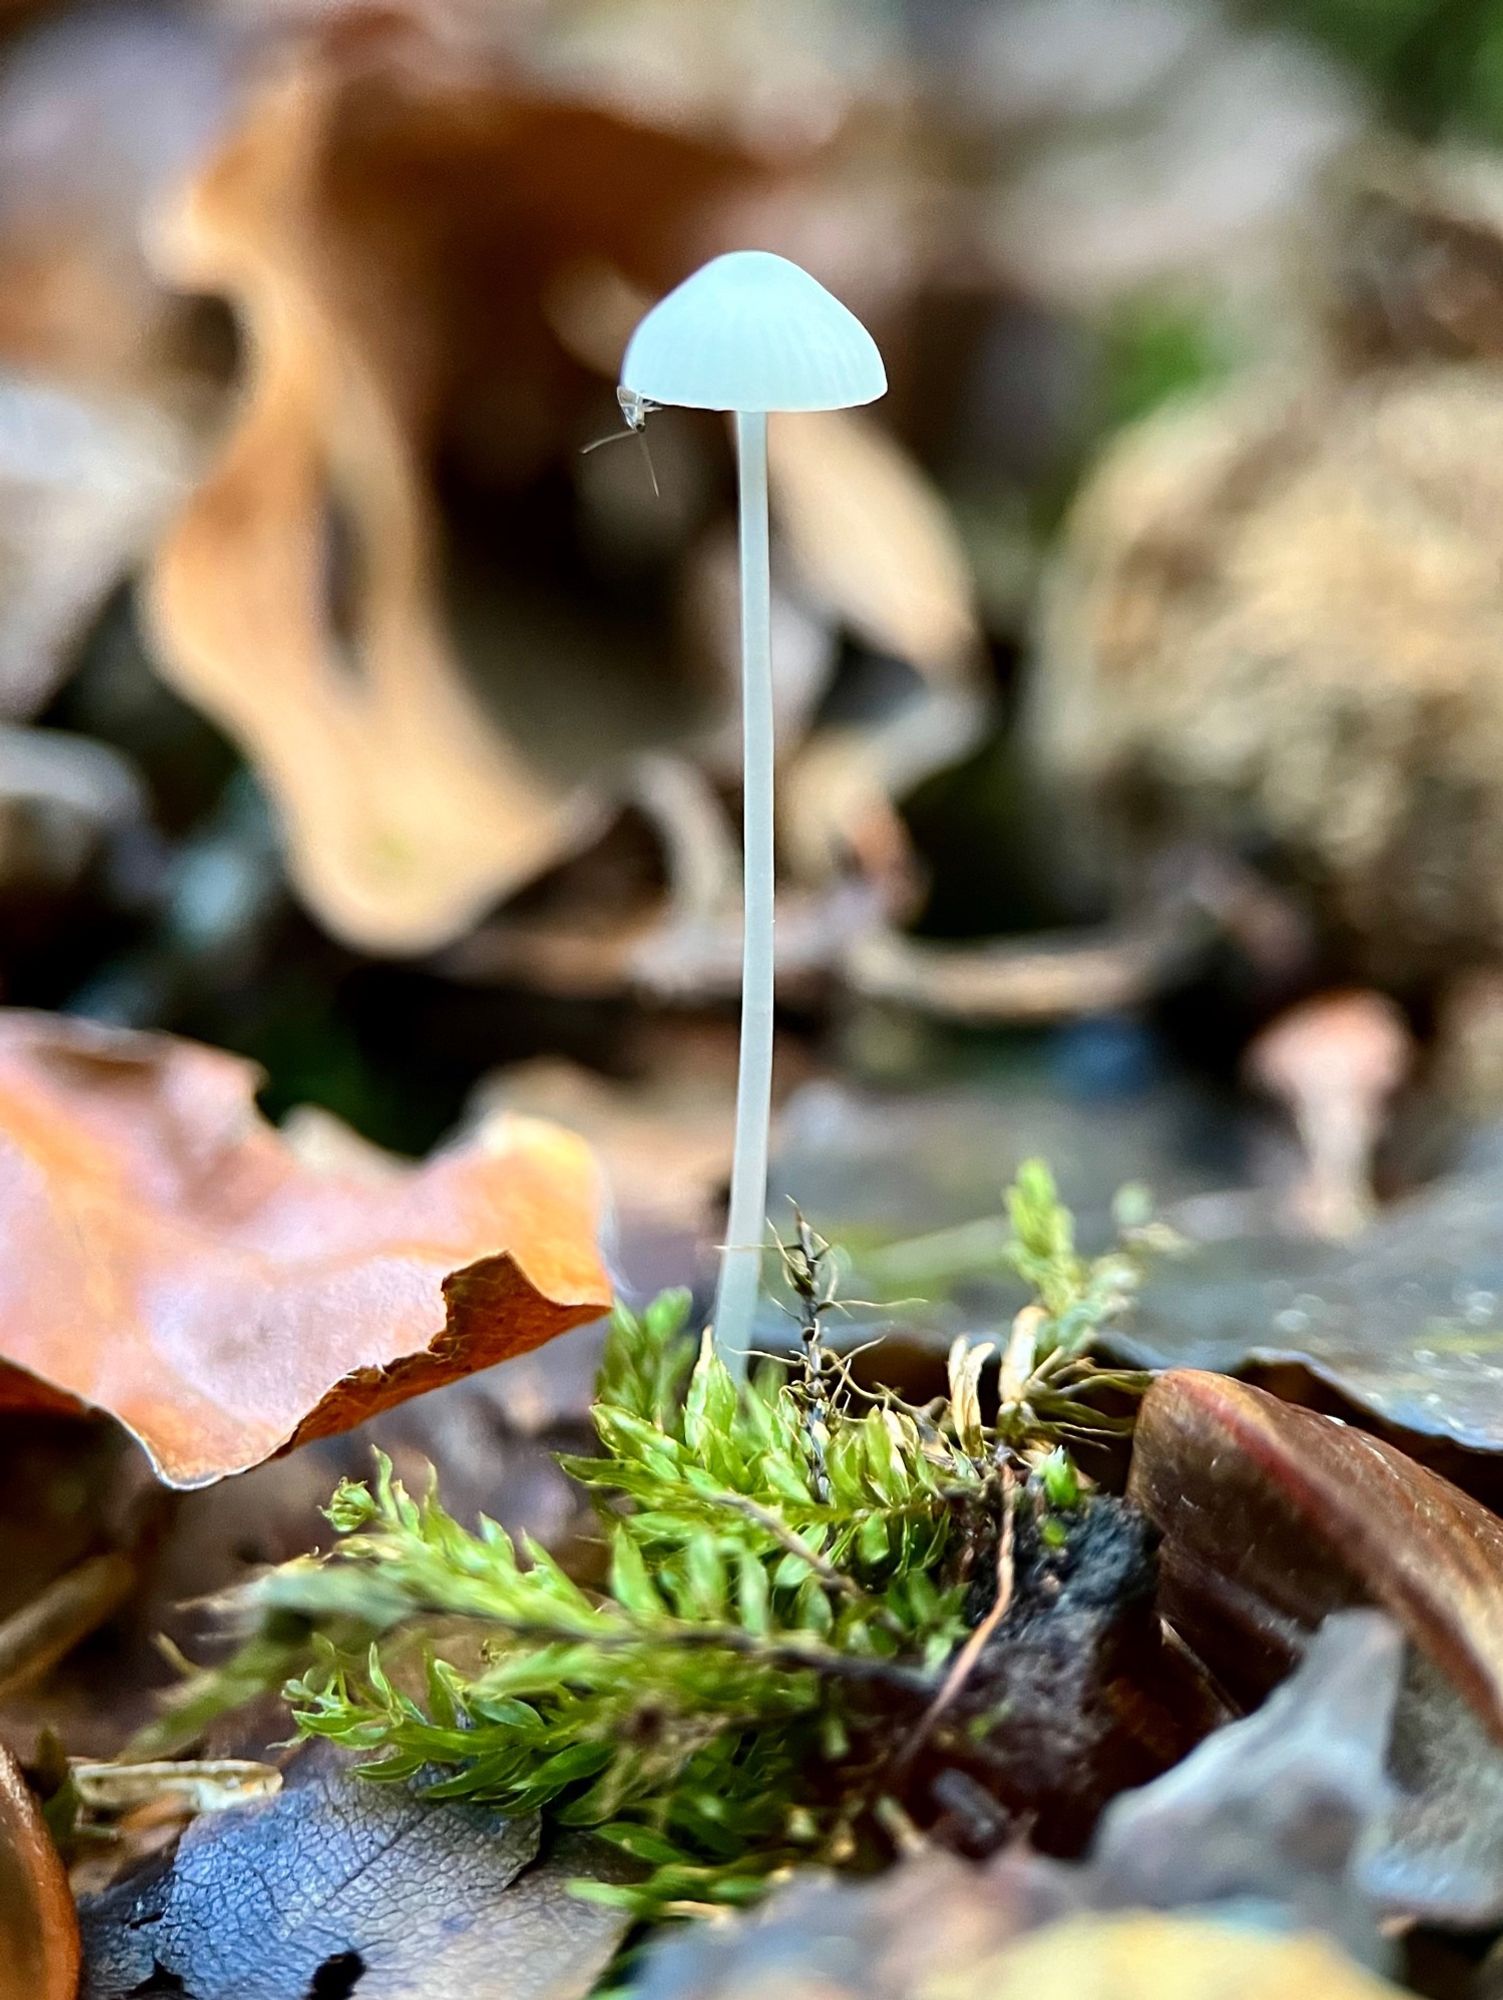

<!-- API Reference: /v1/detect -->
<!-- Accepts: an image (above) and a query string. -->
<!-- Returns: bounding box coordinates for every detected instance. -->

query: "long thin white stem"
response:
[712,410,774,1379]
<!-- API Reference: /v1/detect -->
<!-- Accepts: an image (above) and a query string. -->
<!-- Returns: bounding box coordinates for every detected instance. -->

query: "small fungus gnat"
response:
[580,387,663,494]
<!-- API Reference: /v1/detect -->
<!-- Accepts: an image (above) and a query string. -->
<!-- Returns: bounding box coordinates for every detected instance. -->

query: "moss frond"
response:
[144,1162,1165,1914]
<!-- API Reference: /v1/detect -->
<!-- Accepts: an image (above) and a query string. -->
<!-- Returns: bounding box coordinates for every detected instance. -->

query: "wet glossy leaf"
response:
[0,1012,610,1486]
[0,6,226,718]
[1113,1163,1503,1451]
[0,1740,78,2000]
[1129,1370,1503,1722]
[1130,1370,1503,1921]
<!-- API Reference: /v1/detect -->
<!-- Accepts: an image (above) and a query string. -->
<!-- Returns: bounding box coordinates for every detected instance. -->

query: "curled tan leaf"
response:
[143,24,760,955]
[767,407,982,683]
[144,60,589,955]
[0,1011,611,1487]
[764,407,985,891]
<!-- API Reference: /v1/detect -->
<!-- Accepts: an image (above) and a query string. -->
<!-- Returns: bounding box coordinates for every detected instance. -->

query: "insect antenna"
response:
[580,390,661,496]
[579,425,631,455]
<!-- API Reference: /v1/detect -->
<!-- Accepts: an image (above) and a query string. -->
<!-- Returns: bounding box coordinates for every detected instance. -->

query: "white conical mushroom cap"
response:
[621,250,886,414]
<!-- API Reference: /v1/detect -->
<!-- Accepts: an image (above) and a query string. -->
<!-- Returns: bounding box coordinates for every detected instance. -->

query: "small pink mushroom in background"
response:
[1244,990,1414,1240]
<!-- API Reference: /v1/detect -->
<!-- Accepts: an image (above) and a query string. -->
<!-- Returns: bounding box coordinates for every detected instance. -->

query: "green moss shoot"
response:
[146,1162,1164,1916]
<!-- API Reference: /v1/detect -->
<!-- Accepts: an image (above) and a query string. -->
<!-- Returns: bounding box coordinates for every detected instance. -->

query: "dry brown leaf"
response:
[529,0,901,154]
[768,408,982,684]
[80,1743,632,2000]
[758,407,986,892]
[0,379,201,720]
[487,1050,735,1216]
[0,1011,611,1486]
[144,20,765,955]
[0,5,228,394]
[0,723,147,909]
[0,1740,78,2000]
[137,11,965,967]
[843,916,1190,1023]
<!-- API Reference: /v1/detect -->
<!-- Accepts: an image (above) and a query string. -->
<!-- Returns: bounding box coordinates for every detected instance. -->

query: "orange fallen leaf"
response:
[0,1740,77,2000]
[0,1012,611,1487]
[144,55,589,955]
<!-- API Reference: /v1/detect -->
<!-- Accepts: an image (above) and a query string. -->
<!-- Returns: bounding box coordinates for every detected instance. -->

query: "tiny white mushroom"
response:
[620,252,886,1374]
[1245,990,1413,1240]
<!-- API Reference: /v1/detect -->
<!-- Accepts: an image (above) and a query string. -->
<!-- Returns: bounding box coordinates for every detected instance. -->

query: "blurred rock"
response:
[1090,1609,1400,1964]
[952,0,1362,306]
[1319,144,1503,369]
[0,380,201,720]
[1033,360,1503,988]
[0,724,148,899]
[0,6,230,716]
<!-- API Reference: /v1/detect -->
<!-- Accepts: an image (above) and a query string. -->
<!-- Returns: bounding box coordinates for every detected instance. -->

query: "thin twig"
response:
[872,1793,929,1856]
[467,1612,935,1701]
[890,1463,1016,1775]
[706,1489,907,1639]
[0,1552,136,1700]
[779,1209,837,1502]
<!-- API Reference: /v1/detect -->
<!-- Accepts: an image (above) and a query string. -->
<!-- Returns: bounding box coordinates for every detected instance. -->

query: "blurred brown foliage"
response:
[0,0,992,974]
